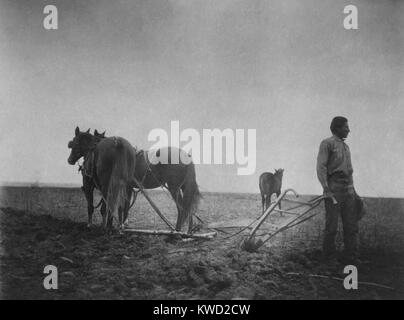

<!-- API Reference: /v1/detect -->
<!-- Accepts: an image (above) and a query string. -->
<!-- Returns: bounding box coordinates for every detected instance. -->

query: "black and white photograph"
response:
[0,0,403,303]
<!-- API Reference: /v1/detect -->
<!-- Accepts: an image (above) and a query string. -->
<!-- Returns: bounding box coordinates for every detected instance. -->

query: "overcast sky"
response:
[0,0,403,197]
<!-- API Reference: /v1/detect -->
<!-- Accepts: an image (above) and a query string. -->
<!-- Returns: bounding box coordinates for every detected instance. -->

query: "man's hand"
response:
[323,186,338,204]
[323,186,334,199]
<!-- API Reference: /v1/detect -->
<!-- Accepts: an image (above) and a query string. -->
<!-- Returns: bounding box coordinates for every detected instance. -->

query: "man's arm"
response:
[316,140,329,190]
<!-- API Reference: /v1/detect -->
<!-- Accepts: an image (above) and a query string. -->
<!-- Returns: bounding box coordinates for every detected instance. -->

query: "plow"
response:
[207,189,333,251]
[124,183,334,251]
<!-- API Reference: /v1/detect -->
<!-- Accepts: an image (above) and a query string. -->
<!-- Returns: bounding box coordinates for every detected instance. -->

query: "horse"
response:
[78,129,106,228]
[68,126,136,232]
[259,169,284,214]
[134,147,201,233]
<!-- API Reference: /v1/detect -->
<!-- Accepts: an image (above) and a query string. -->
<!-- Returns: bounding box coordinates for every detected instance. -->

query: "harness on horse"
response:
[78,149,105,209]
[80,151,95,178]
[136,149,169,189]
[79,139,135,210]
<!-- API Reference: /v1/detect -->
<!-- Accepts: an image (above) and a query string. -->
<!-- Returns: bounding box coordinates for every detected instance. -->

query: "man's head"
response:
[330,116,350,139]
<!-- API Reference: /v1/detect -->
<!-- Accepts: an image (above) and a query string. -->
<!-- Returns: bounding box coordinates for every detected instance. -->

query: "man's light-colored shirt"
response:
[316,135,353,189]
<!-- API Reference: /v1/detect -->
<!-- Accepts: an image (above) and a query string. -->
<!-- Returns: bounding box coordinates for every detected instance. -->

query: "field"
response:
[1,186,404,300]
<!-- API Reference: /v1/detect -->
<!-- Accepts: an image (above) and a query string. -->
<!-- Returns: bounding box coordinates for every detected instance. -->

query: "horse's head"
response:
[274,168,284,178]
[67,126,94,165]
[93,129,106,145]
[94,129,106,140]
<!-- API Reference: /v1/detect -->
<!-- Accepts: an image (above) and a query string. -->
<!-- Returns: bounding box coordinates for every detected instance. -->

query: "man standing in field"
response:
[316,116,360,264]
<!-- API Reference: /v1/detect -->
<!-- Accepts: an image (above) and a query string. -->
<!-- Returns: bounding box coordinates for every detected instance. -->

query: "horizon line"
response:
[0,181,402,199]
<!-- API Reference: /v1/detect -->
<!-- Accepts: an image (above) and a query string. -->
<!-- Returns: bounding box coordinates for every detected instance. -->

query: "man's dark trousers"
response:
[323,175,358,259]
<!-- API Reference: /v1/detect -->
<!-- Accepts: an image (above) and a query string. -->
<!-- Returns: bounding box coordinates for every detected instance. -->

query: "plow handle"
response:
[247,188,298,242]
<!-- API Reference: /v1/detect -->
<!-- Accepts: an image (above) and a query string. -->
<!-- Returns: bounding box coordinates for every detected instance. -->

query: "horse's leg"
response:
[123,187,133,227]
[180,183,195,234]
[178,188,193,233]
[123,203,130,227]
[100,201,107,228]
[100,184,110,230]
[83,179,95,228]
[118,205,124,234]
[261,194,265,214]
[107,211,113,232]
[187,214,194,234]
[169,186,183,231]
[265,194,271,213]
[187,198,193,234]
[175,190,184,232]
[100,180,114,233]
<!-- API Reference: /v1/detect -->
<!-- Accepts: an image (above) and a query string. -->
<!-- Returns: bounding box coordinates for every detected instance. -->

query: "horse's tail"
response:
[181,162,201,232]
[258,174,265,195]
[105,139,131,227]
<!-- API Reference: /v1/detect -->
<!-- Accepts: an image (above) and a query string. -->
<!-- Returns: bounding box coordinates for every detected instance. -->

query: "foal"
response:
[259,169,284,214]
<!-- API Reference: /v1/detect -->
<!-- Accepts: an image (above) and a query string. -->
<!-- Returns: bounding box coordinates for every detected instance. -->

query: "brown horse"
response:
[78,129,106,227]
[68,127,136,232]
[259,169,284,214]
[134,147,201,232]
